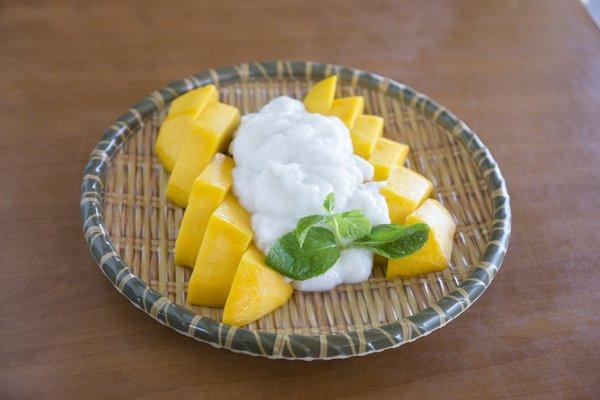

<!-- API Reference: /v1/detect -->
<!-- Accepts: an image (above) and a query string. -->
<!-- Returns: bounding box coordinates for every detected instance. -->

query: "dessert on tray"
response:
[154,77,457,326]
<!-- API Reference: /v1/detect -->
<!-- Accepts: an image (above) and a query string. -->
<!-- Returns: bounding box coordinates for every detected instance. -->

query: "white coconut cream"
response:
[229,96,390,291]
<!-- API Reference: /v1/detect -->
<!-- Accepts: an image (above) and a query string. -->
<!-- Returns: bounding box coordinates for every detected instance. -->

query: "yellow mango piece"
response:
[387,199,456,279]
[187,195,253,307]
[166,84,218,120]
[351,114,384,159]
[156,86,218,171]
[303,76,337,114]
[327,96,364,129]
[222,246,293,326]
[174,154,235,268]
[166,102,240,207]
[369,137,409,180]
[381,167,433,223]
[155,115,200,172]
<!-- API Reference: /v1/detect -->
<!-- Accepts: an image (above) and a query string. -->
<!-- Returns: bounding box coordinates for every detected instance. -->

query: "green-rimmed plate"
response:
[81,60,510,360]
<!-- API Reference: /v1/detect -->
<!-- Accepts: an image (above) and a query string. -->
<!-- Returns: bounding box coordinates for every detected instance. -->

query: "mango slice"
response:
[369,137,409,181]
[155,115,200,172]
[174,154,235,268]
[187,195,253,307]
[222,246,293,326]
[303,76,337,114]
[386,199,456,279]
[328,96,364,129]
[166,84,218,120]
[351,114,384,159]
[381,166,433,223]
[166,102,240,207]
[156,85,218,171]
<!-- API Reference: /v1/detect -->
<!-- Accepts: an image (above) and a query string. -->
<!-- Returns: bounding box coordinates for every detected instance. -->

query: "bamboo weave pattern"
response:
[103,77,492,335]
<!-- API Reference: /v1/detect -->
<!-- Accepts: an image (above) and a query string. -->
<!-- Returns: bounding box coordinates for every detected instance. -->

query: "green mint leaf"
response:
[323,192,335,213]
[266,227,340,281]
[295,214,330,247]
[355,223,429,259]
[331,210,371,242]
[357,223,416,244]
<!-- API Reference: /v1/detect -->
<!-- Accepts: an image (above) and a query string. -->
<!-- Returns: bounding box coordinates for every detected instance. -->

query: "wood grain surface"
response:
[1,0,599,398]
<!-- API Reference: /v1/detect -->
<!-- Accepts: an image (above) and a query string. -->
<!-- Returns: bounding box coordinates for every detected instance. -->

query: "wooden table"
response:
[2,1,599,398]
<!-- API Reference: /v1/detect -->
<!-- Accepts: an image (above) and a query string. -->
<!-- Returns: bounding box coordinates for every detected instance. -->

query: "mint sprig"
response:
[296,214,330,247]
[354,223,429,258]
[266,227,340,281]
[323,192,336,213]
[265,193,429,281]
[296,196,371,247]
[331,210,371,242]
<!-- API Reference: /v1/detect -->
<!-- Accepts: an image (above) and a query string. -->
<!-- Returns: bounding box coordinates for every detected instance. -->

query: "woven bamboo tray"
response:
[81,61,511,360]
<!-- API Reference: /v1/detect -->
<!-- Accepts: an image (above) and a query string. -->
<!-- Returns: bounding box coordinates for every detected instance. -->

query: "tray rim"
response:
[80,60,511,360]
